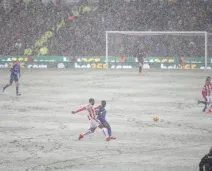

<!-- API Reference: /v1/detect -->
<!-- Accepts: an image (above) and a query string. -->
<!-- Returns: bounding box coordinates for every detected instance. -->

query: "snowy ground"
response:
[0,69,212,171]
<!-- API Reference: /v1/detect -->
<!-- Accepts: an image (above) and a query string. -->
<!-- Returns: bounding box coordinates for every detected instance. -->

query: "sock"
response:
[16,85,19,94]
[102,128,109,138]
[108,127,112,137]
[203,104,207,111]
[102,129,106,136]
[3,84,9,90]
[206,103,211,113]
[83,130,92,136]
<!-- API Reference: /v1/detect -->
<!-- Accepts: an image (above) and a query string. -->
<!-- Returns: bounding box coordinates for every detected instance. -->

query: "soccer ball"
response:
[189,41,195,46]
[153,116,159,122]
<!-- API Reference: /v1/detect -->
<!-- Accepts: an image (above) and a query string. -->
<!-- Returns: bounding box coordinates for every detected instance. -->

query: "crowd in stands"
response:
[0,0,212,57]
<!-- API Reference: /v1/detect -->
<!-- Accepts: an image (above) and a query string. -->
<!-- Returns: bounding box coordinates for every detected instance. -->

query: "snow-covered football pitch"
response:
[0,69,212,171]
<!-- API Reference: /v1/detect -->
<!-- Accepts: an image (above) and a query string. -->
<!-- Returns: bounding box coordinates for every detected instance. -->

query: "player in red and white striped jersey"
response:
[202,77,212,113]
[198,76,211,112]
[72,98,109,141]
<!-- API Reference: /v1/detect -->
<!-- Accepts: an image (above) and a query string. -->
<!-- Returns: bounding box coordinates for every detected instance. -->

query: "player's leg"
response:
[15,82,21,96]
[3,82,12,92]
[78,119,97,140]
[3,75,13,92]
[78,119,110,141]
[208,96,212,113]
[197,100,207,112]
[103,122,112,136]
[103,122,116,140]
[139,63,142,76]
[79,127,97,140]
[14,75,21,96]
[98,122,110,141]
[203,100,207,112]
[205,96,212,113]
[198,100,207,105]
[100,126,109,141]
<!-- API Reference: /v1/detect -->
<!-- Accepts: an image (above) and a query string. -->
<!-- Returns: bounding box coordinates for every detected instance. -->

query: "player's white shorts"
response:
[206,96,212,102]
[88,118,100,129]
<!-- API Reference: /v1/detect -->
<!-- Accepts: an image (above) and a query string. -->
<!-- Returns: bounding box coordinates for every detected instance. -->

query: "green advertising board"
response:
[0,56,202,63]
[0,56,210,69]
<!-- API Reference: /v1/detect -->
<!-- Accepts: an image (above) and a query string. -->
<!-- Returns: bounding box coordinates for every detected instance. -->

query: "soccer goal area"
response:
[105,31,212,70]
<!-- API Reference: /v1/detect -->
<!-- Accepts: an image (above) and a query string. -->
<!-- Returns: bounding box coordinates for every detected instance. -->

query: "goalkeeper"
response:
[137,50,145,76]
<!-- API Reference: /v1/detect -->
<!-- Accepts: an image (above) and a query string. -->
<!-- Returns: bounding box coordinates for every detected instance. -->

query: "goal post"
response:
[106,31,208,70]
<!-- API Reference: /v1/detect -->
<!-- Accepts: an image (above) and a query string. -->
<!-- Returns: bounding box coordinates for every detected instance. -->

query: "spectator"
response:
[0,0,210,57]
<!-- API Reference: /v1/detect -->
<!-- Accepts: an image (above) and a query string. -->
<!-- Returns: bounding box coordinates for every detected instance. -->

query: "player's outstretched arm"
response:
[72,106,86,114]
[94,105,100,110]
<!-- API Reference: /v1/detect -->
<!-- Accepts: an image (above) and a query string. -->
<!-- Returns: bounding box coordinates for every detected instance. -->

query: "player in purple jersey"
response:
[2,60,21,96]
[95,100,116,140]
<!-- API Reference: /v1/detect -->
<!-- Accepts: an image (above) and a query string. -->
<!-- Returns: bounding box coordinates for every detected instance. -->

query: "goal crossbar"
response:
[106,31,207,34]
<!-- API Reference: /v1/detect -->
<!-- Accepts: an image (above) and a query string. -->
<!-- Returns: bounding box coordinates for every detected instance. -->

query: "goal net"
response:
[106,31,208,70]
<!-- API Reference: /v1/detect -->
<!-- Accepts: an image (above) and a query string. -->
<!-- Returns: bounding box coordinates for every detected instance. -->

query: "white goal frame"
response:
[106,31,208,69]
